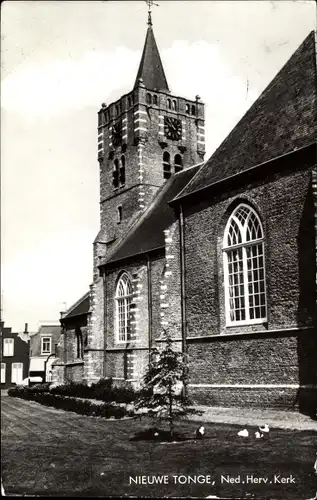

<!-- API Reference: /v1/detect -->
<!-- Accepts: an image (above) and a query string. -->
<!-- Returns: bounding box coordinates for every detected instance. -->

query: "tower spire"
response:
[134,1,169,91]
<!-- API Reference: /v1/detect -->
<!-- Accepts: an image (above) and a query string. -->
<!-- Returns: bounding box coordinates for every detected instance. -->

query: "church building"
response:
[55,14,317,413]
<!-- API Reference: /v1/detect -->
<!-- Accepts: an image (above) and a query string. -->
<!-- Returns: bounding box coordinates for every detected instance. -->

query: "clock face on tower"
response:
[112,121,122,147]
[164,117,182,141]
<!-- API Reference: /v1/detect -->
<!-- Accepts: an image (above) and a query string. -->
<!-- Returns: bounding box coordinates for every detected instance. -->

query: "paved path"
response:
[191,405,317,431]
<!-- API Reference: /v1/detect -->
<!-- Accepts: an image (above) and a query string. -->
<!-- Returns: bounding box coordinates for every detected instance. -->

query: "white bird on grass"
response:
[259,423,270,433]
[195,426,205,439]
[237,428,249,437]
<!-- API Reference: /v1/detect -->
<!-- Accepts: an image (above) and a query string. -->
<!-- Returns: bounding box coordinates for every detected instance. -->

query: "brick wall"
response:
[184,166,316,337]
[182,164,316,410]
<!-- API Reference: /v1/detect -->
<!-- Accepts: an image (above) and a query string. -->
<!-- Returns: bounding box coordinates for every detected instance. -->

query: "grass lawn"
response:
[1,395,316,498]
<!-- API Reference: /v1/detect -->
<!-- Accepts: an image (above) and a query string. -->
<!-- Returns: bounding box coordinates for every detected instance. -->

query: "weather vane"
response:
[145,0,159,26]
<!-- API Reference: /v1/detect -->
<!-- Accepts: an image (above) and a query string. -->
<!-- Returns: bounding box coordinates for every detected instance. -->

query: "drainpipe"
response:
[179,203,187,397]
[147,254,153,364]
[103,269,108,379]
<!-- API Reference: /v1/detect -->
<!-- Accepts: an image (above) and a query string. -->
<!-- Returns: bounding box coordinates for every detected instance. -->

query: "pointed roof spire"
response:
[134,2,169,91]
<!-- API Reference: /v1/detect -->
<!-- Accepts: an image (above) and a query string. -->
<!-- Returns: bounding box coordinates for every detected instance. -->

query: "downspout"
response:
[103,269,108,379]
[147,254,153,364]
[179,203,187,397]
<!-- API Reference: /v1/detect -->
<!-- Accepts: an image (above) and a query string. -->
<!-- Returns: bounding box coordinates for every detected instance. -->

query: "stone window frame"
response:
[115,271,133,344]
[223,203,267,327]
[3,338,14,357]
[41,336,52,355]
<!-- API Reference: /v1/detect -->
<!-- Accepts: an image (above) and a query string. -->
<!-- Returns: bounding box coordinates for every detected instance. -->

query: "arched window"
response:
[120,155,126,186]
[115,273,133,342]
[167,98,171,110]
[113,159,119,189]
[174,154,183,173]
[172,99,177,111]
[163,151,171,179]
[223,204,266,325]
[153,95,158,105]
[185,103,190,114]
[146,93,152,105]
[191,104,196,115]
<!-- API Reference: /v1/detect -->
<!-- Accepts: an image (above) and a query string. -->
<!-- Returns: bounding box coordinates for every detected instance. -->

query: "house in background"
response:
[1,321,30,388]
[51,293,90,386]
[29,323,61,384]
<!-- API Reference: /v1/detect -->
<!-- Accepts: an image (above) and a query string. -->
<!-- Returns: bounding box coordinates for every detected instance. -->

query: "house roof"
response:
[61,292,90,320]
[38,325,61,336]
[102,164,203,266]
[134,24,169,91]
[174,31,317,202]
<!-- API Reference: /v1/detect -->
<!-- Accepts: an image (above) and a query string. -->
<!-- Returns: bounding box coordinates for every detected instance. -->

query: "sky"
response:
[1,0,316,332]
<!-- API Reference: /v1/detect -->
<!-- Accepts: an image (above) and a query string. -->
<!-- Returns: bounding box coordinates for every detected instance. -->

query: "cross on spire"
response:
[145,0,159,26]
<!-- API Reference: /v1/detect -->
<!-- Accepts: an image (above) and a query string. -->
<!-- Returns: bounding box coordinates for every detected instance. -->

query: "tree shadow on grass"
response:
[130,427,202,443]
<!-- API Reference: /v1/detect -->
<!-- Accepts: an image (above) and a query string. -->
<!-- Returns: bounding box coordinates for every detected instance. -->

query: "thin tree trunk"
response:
[168,383,173,438]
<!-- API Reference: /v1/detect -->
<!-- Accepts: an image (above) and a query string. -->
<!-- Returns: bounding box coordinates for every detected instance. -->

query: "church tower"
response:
[86,9,205,383]
[95,11,205,252]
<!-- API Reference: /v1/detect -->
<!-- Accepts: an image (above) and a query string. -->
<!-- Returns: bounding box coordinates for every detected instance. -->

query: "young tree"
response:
[135,331,198,438]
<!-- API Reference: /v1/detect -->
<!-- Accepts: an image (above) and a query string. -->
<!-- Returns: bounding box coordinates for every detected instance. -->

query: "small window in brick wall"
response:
[146,93,152,105]
[76,327,83,359]
[153,95,158,105]
[117,205,123,224]
[174,154,183,173]
[163,151,171,179]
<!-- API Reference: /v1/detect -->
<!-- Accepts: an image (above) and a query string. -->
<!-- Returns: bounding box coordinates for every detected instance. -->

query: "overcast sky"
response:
[1,0,316,332]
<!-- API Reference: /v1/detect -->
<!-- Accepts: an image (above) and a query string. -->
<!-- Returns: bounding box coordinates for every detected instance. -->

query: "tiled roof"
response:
[134,25,169,91]
[175,31,317,201]
[61,292,90,320]
[102,164,203,266]
[38,325,61,335]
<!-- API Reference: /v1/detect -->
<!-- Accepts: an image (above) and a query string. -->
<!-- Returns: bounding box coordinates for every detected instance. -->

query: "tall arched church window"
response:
[120,155,126,186]
[172,100,177,111]
[163,151,171,179]
[191,105,196,115]
[167,98,172,110]
[115,273,133,342]
[185,103,190,114]
[223,204,267,325]
[146,93,152,105]
[174,154,183,173]
[153,95,158,105]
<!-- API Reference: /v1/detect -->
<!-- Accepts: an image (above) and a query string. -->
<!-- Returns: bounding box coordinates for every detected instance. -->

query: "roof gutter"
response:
[169,141,317,207]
